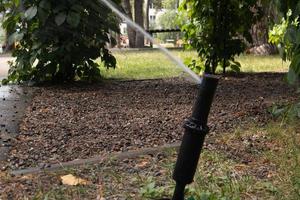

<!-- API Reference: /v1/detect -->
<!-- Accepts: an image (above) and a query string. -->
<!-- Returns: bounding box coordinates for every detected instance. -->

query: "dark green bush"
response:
[1,0,120,84]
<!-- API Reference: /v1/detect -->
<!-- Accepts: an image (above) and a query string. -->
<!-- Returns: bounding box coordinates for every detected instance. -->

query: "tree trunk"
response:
[250,18,269,46]
[134,0,144,48]
[250,0,271,46]
[145,0,150,30]
[145,0,150,46]
[122,0,136,48]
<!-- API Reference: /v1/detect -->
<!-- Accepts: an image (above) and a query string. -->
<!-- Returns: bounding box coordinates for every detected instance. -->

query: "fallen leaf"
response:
[61,174,89,186]
[21,175,33,180]
[267,172,274,178]
[234,164,247,172]
[136,161,149,168]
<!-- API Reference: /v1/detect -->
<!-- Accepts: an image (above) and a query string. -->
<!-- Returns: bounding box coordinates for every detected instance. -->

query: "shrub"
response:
[179,0,261,74]
[0,0,120,84]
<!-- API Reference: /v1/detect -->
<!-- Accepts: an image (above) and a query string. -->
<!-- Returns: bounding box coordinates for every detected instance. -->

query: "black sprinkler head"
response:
[172,75,219,200]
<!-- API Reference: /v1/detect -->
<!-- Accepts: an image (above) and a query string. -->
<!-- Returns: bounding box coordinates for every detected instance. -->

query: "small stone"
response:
[51,148,57,153]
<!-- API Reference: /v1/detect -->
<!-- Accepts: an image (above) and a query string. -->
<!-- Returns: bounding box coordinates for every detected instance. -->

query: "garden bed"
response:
[3,73,296,170]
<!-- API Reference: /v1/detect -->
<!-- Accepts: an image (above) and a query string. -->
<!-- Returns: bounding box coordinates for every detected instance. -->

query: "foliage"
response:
[156,10,183,42]
[269,102,300,120]
[162,0,179,9]
[183,57,204,75]
[268,12,290,47]
[150,0,163,9]
[139,177,172,198]
[271,0,300,19]
[150,0,178,9]
[179,0,261,74]
[269,2,300,86]
[269,3,300,121]
[0,0,120,84]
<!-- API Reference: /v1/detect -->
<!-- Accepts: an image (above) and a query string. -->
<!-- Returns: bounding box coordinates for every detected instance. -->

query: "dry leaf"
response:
[136,161,149,168]
[61,174,89,186]
[234,164,247,172]
[21,175,33,180]
[267,172,274,178]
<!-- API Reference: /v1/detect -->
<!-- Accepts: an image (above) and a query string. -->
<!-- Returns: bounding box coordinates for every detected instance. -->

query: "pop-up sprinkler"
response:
[172,75,219,200]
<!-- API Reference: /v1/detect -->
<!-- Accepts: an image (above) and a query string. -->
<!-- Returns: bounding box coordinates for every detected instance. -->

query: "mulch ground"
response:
[3,73,297,170]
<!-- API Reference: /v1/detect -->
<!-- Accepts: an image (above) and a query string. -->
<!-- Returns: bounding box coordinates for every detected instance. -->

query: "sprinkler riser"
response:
[172,76,219,200]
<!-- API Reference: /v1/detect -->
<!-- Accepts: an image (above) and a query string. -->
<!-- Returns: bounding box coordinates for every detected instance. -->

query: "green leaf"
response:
[25,6,38,20]
[39,0,51,10]
[2,0,118,83]
[8,32,24,45]
[271,106,286,117]
[71,4,84,12]
[67,11,81,27]
[287,68,298,85]
[38,7,49,23]
[55,12,67,26]
[230,64,241,73]
[1,79,9,85]
[53,5,65,14]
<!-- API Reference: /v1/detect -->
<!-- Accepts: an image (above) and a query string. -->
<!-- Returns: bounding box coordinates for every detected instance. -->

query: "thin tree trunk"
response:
[145,0,150,30]
[134,0,144,48]
[122,0,136,48]
[145,0,150,46]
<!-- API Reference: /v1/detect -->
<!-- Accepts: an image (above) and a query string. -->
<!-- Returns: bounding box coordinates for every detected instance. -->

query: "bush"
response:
[0,0,120,84]
[179,0,261,74]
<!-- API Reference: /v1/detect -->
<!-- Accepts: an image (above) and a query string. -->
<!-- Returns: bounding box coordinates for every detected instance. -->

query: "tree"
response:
[145,0,150,30]
[1,0,120,84]
[157,10,182,42]
[121,0,144,48]
[179,0,261,74]
[249,0,280,52]
[122,0,136,47]
[134,0,144,48]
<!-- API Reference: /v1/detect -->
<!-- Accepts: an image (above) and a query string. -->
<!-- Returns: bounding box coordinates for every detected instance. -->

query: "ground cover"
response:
[99,50,288,80]
[1,121,299,199]
[2,73,296,171]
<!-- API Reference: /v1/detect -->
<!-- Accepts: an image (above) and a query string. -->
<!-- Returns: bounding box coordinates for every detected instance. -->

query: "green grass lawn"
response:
[237,54,288,73]
[99,50,289,80]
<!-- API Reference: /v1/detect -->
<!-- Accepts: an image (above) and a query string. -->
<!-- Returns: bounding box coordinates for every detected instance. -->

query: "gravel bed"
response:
[4,73,296,170]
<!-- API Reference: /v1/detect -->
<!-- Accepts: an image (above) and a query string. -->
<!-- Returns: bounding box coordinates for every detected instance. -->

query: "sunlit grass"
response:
[99,50,289,80]
[237,54,289,73]
[100,50,183,80]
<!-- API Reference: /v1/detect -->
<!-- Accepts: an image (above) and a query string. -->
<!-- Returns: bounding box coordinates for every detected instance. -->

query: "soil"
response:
[3,73,297,170]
